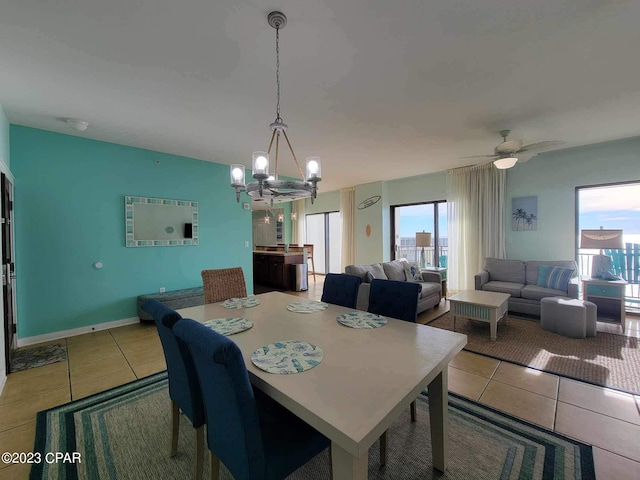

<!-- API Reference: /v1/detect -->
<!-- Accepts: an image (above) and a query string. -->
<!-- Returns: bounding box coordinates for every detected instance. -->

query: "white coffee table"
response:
[449,290,510,341]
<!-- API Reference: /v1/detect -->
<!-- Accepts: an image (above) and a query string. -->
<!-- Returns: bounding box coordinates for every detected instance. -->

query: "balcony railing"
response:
[396,246,448,268]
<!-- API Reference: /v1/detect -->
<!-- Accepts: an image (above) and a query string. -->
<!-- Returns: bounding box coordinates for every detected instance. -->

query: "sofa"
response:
[345,259,442,314]
[475,258,579,316]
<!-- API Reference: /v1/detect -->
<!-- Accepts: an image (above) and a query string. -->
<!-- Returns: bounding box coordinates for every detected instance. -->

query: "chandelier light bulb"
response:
[256,156,267,169]
[232,168,243,180]
[230,164,246,187]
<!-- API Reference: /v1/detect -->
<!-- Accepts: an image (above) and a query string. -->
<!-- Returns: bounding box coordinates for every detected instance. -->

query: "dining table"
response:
[177,291,467,479]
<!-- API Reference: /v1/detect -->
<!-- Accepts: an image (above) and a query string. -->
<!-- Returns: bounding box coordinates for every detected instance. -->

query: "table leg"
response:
[428,369,448,472]
[331,441,367,480]
[490,319,497,341]
[453,314,456,332]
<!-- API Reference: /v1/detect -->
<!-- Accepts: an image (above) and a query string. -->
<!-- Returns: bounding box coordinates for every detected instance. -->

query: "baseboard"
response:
[16,316,141,347]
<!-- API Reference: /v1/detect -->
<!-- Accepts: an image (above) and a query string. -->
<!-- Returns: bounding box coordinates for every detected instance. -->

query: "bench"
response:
[137,287,205,321]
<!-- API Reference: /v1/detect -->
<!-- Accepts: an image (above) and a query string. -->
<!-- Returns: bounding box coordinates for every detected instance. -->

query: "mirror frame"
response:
[125,195,199,247]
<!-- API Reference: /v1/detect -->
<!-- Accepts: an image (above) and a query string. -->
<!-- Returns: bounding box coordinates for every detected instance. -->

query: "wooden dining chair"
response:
[173,318,330,480]
[201,267,247,304]
[321,273,362,309]
[368,278,422,466]
[303,244,316,282]
[141,299,205,480]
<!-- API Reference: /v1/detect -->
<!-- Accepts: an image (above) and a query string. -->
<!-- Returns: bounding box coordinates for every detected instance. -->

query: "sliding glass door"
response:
[305,212,341,274]
[391,201,448,267]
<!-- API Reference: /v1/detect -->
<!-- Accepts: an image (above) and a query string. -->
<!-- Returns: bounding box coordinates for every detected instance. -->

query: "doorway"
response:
[2,173,16,373]
[305,212,341,274]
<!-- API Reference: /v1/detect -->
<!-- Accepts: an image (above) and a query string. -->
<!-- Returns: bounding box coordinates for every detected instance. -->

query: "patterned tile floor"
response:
[1,275,639,479]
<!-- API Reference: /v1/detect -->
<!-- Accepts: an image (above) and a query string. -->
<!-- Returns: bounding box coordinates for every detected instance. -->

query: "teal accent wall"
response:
[0,104,9,167]
[11,126,252,338]
[505,136,640,261]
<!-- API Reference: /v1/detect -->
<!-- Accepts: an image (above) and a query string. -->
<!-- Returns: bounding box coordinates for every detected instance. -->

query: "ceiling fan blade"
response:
[459,154,499,159]
[518,140,566,153]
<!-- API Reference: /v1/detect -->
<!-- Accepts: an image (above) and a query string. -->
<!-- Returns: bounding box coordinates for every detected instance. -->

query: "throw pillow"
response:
[537,265,575,291]
[403,262,423,282]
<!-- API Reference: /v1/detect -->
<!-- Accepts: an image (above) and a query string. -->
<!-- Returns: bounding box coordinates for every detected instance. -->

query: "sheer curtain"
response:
[291,199,306,244]
[447,163,506,292]
[340,187,356,270]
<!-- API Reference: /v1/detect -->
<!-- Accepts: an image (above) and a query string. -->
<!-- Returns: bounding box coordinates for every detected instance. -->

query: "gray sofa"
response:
[345,259,442,313]
[475,258,579,316]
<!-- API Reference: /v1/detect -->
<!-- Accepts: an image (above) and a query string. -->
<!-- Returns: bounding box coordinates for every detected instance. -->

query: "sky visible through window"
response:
[397,204,448,240]
[579,183,640,245]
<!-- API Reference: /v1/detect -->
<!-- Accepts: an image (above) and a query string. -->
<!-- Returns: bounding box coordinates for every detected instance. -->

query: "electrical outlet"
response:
[244,240,249,248]
[159,287,166,293]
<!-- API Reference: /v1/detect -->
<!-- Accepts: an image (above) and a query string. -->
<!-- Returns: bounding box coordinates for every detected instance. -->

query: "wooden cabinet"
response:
[253,252,304,290]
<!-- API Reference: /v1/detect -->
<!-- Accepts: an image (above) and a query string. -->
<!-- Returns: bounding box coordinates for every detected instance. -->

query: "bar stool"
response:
[303,244,316,282]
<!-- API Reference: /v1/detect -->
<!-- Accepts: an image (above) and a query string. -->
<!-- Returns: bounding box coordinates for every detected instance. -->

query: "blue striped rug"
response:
[31,371,595,479]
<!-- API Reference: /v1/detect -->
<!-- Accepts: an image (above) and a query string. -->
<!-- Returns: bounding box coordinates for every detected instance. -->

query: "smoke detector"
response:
[65,118,90,131]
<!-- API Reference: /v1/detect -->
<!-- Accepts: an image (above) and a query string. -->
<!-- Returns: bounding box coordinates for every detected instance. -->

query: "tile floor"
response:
[1,276,639,479]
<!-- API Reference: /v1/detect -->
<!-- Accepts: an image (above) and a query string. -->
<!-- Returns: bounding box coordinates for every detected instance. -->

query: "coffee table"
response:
[449,290,510,341]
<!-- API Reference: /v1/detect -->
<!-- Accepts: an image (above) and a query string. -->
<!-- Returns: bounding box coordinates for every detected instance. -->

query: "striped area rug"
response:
[31,372,595,479]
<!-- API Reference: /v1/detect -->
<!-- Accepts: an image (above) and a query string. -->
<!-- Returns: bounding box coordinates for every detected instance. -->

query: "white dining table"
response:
[177,291,467,479]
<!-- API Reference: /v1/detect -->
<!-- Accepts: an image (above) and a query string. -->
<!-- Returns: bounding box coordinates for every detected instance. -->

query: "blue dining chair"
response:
[172,318,330,480]
[142,299,205,480]
[368,278,422,456]
[321,273,363,308]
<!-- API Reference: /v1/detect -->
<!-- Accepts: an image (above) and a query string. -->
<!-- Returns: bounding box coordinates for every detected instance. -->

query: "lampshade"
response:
[580,229,624,249]
[493,157,518,169]
[415,232,432,247]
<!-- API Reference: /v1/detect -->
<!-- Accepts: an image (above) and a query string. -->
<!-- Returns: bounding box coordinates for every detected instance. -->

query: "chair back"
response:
[141,299,204,427]
[201,267,247,303]
[173,319,266,479]
[368,279,421,322]
[321,273,362,308]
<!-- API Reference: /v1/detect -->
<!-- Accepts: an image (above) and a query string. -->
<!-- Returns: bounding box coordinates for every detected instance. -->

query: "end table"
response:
[581,276,627,332]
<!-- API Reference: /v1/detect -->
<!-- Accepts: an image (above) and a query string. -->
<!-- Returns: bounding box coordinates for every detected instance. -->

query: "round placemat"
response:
[337,312,387,329]
[203,317,253,336]
[221,297,261,309]
[286,301,329,313]
[251,340,324,374]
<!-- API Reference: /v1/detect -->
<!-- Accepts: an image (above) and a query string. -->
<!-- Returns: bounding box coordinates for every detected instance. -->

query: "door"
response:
[2,173,15,373]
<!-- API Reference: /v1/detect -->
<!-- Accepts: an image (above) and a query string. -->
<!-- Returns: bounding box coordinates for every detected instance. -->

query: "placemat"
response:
[286,301,329,313]
[221,297,261,309]
[251,340,324,374]
[337,311,387,329]
[203,317,253,336]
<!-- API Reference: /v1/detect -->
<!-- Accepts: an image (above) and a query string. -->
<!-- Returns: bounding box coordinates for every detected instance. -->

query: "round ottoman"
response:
[540,297,597,339]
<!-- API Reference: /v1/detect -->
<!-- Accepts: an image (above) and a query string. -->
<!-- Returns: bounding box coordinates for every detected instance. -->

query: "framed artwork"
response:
[512,196,538,231]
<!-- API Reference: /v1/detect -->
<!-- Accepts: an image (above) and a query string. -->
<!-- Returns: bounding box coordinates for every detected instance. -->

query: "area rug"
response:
[31,372,594,480]
[429,313,640,395]
[10,342,67,372]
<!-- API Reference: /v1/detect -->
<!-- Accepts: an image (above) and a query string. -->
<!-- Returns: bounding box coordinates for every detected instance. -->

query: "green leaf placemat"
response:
[286,301,329,313]
[203,317,253,336]
[337,311,387,329]
[221,297,261,309]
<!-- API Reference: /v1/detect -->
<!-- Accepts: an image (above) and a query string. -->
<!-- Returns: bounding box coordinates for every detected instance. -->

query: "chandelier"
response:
[230,11,321,204]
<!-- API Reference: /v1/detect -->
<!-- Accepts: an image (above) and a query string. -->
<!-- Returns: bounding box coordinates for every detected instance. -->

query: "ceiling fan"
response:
[461,130,566,169]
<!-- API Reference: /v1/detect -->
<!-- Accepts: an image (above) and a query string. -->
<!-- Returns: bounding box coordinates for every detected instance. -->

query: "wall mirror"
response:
[125,196,198,247]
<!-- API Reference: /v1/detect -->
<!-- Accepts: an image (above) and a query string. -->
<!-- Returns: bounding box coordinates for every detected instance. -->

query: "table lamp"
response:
[415,232,432,268]
[579,228,623,279]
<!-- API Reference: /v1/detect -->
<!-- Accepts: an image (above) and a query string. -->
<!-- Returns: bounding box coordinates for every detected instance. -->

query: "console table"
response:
[581,277,627,332]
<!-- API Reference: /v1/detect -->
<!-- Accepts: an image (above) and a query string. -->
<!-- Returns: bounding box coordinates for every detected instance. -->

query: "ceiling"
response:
[2,0,640,193]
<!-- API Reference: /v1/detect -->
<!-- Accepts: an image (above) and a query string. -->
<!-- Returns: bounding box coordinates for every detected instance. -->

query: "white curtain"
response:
[340,187,356,270]
[447,163,506,292]
[292,199,306,244]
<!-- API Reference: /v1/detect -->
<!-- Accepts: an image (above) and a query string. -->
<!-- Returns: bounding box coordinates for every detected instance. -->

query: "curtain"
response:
[292,199,306,244]
[340,187,356,270]
[447,163,506,292]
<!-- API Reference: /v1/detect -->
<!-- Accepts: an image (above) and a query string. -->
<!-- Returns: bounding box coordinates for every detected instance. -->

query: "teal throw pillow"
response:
[537,265,574,291]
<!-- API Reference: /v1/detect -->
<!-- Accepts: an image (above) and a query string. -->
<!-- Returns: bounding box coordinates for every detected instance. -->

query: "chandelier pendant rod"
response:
[266,129,277,156]
[274,131,280,180]
[282,130,306,180]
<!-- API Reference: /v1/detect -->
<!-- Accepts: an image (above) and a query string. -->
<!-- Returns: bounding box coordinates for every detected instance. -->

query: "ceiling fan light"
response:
[493,157,518,169]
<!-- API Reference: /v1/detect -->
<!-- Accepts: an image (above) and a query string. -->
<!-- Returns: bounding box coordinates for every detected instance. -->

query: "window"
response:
[391,201,448,267]
[576,181,640,312]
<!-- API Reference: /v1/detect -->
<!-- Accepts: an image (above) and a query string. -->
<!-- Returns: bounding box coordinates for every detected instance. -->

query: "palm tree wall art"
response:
[512,196,538,231]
